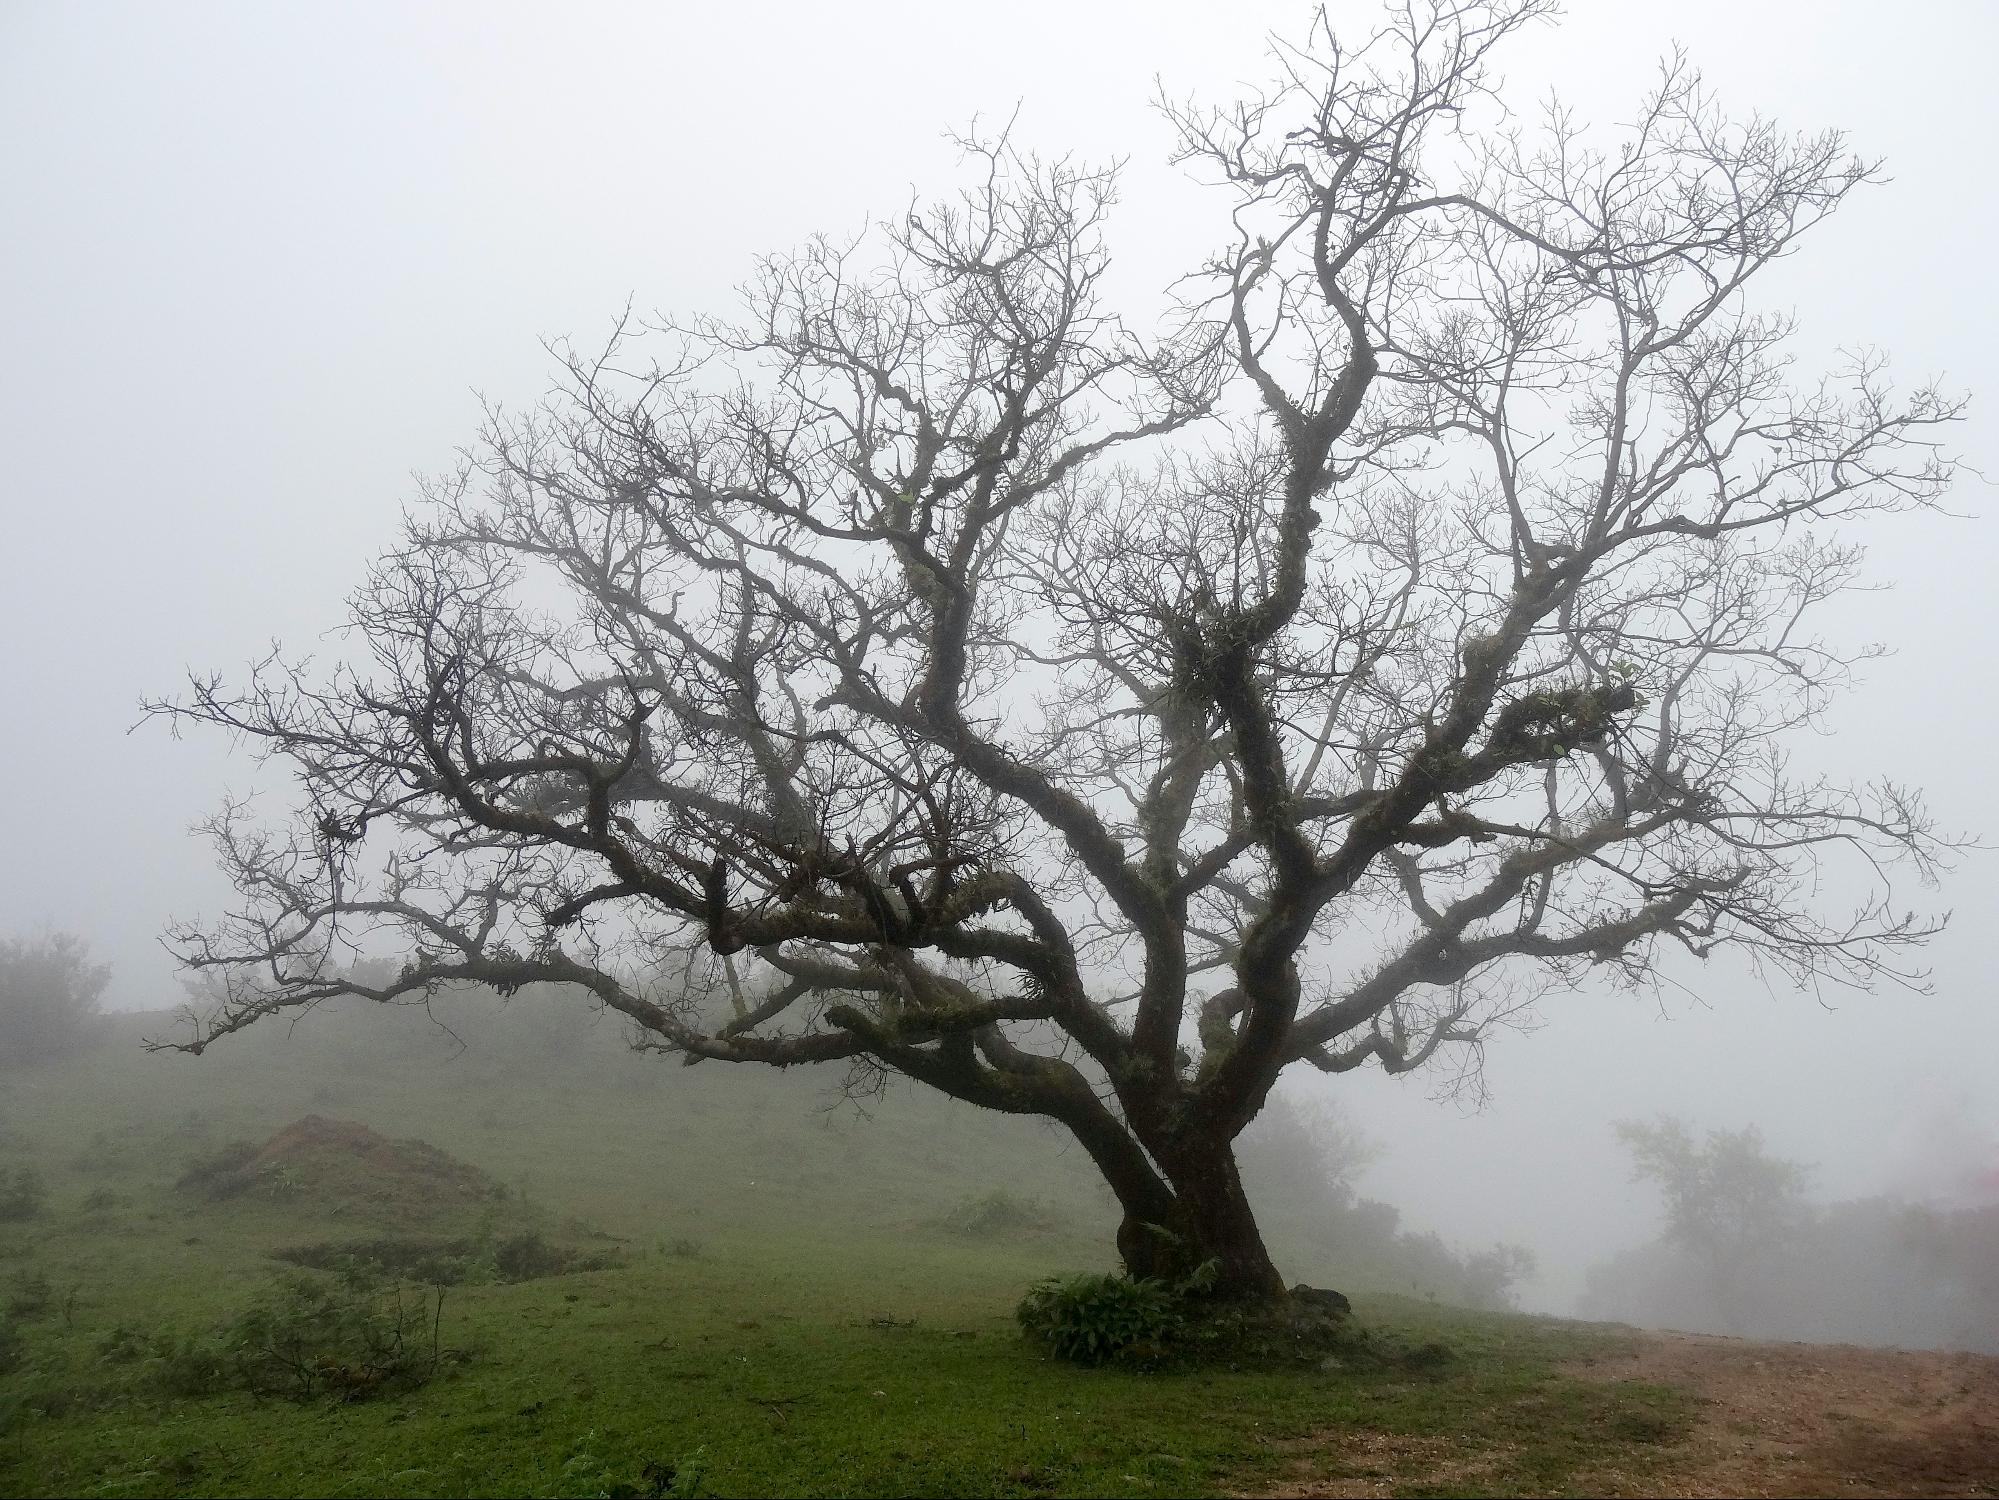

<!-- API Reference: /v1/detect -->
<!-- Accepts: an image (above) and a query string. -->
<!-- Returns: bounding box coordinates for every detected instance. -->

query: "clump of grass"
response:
[558,1428,709,1499]
[175,1141,261,1201]
[74,1187,126,1219]
[69,1128,143,1177]
[939,1189,1058,1238]
[95,1324,150,1363]
[0,1167,46,1223]
[6,1272,52,1321]
[147,1331,236,1398]
[271,1229,620,1287]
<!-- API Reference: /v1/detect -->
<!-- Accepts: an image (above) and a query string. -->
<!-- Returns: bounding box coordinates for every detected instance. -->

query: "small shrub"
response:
[76,1187,127,1218]
[175,1141,260,1201]
[148,1331,235,1398]
[941,1189,1058,1238]
[1016,1271,1179,1366]
[0,1167,46,1223]
[224,1276,449,1401]
[134,1277,454,1402]
[0,1314,20,1376]
[0,931,109,1068]
[494,1230,569,1281]
[96,1324,150,1363]
[659,1237,704,1260]
[6,1271,51,1320]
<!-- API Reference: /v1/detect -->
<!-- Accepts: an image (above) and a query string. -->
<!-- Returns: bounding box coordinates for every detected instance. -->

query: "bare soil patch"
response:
[1248,1329,1998,1498]
[1571,1329,1999,1498]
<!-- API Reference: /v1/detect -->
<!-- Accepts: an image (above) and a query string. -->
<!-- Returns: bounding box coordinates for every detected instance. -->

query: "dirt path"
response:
[1252,1330,1999,1498]
[1572,1330,1999,1498]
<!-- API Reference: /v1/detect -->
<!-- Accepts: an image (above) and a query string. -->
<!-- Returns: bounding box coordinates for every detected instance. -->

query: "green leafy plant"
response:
[1016,1271,1180,1366]
[556,1429,708,1498]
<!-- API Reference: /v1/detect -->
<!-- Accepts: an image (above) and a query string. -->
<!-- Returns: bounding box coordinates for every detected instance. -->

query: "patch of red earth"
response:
[247,1115,502,1206]
[1570,1330,1999,1498]
[1247,1330,1999,1498]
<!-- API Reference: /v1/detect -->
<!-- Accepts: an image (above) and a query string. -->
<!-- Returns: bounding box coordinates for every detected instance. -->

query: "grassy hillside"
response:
[0,1001,1691,1497]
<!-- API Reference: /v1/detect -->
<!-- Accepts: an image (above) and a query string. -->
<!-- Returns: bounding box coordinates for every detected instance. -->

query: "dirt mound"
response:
[178,1116,503,1218]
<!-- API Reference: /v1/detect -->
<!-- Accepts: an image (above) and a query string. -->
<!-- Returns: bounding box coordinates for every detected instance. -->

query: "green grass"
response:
[0,1005,1695,1497]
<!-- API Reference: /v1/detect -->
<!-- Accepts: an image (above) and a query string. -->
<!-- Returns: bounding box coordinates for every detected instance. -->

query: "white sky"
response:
[3,0,1994,1308]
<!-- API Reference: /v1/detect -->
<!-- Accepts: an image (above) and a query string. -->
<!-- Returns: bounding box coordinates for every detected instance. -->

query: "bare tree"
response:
[151,2,1960,1302]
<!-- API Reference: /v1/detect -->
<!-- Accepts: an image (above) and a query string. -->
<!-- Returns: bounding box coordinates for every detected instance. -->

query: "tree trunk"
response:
[1062,1102,1290,1303]
[1114,1139,1287,1302]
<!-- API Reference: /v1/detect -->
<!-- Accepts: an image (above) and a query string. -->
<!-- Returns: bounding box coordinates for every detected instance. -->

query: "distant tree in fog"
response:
[149,1,1961,1305]
[1585,1133,1999,1352]
[1238,1094,1381,1221]
[0,932,109,1067]
[1615,1115,1812,1332]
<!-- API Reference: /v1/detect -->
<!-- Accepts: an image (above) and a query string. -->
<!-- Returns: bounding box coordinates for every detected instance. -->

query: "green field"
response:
[0,1002,1691,1497]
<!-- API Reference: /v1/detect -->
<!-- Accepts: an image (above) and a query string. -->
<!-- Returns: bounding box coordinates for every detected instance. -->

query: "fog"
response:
[3,0,1995,1334]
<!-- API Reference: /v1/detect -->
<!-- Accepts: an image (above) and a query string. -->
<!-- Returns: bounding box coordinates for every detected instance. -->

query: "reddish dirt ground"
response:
[179,1114,505,1213]
[249,1114,498,1198]
[1572,1330,1999,1498]
[1254,1329,1999,1498]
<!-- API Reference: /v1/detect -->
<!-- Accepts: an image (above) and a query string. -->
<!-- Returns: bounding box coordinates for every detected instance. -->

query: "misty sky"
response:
[3,0,1995,1309]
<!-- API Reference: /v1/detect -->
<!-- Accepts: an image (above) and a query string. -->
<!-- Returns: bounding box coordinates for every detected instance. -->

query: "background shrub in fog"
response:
[0,932,107,1067]
[1584,1115,1999,1354]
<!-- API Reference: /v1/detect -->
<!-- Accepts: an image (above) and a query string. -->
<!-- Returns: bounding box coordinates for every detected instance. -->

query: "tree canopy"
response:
[153,1,1959,1300]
